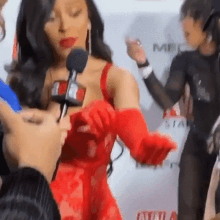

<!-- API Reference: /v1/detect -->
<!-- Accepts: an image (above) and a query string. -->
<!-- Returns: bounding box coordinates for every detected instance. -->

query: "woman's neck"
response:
[52,55,94,70]
[199,41,217,56]
[52,60,67,70]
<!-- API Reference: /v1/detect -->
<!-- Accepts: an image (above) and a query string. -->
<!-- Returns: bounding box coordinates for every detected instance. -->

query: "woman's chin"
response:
[57,46,87,60]
[57,48,72,60]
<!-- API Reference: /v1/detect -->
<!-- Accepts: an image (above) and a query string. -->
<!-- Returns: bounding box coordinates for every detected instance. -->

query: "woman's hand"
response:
[125,37,147,64]
[0,103,68,182]
[46,102,72,145]
[69,100,116,140]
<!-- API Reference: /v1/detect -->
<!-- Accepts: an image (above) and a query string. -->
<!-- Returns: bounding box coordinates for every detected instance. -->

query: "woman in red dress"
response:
[9,0,177,219]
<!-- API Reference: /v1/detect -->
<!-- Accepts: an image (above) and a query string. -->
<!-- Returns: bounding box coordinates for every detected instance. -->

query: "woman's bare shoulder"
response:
[108,65,137,86]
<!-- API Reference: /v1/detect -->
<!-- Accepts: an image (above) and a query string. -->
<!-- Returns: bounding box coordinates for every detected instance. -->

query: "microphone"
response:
[50,49,88,180]
[51,48,88,121]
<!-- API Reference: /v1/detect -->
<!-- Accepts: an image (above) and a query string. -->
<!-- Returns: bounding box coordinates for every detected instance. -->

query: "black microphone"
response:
[66,48,88,79]
[51,48,88,181]
[51,48,88,121]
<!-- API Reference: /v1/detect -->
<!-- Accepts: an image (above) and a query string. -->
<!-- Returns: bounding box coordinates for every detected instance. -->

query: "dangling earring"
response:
[89,28,92,55]
[208,35,212,43]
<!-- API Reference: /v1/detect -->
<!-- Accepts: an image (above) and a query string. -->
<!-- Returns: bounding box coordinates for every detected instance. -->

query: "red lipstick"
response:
[59,37,78,49]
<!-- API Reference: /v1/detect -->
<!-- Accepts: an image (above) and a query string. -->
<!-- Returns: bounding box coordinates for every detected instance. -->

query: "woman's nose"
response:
[59,14,72,33]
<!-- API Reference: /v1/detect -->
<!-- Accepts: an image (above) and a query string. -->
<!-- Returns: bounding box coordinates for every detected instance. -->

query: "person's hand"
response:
[0,102,68,182]
[22,107,71,145]
[143,132,177,165]
[46,101,71,144]
[125,37,147,64]
[72,100,116,140]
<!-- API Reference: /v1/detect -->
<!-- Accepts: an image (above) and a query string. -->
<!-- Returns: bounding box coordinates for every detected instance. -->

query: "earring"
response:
[208,35,212,43]
[88,28,92,55]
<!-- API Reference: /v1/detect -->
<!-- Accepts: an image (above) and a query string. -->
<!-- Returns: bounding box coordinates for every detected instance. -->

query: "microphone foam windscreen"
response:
[66,48,88,73]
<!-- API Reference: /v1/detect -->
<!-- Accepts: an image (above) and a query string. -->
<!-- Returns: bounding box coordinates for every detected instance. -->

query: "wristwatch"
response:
[137,60,149,68]
[137,60,153,79]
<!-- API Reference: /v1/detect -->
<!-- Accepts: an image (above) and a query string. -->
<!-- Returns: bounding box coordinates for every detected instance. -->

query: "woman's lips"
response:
[59,37,78,49]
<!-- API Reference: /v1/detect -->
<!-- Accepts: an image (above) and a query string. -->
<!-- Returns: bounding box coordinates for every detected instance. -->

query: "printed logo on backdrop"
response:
[153,43,190,53]
[164,118,190,129]
[136,83,191,169]
[136,107,190,169]
[137,211,177,220]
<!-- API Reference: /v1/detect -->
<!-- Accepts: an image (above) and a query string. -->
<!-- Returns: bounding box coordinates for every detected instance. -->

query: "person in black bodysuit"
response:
[126,0,220,219]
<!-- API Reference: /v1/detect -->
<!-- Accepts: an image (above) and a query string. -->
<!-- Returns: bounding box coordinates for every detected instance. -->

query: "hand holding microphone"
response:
[0,79,69,145]
[0,102,67,183]
[0,79,71,181]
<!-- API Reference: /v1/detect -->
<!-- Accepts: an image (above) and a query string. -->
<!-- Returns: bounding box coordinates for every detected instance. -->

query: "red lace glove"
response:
[68,100,116,140]
[115,108,177,165]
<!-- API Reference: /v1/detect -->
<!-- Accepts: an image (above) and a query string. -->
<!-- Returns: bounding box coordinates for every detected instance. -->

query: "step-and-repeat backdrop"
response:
[104,10,190,220]
[0,1,190,219]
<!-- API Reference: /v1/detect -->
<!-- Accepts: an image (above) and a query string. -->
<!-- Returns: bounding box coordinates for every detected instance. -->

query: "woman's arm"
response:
[109,67,177,165]
[126,38,187,110]
[110,67,140,110]
[142,54,187,109]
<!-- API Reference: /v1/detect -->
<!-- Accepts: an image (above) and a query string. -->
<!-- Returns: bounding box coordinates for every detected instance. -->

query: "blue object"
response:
[0,79,22,112]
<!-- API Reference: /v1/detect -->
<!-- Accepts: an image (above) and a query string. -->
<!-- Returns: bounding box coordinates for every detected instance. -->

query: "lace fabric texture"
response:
[50,63,123,220]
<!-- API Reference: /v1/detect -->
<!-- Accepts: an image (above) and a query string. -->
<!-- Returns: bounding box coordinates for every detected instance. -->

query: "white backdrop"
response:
[0,1,190,220]
[104,11,190,219]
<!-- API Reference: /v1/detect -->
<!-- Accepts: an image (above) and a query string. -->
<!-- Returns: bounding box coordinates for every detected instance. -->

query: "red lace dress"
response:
[50,63,123,220]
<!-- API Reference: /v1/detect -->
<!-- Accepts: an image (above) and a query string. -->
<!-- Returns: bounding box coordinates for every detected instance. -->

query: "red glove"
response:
[68,100,116,140]
[115,108,177,165]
